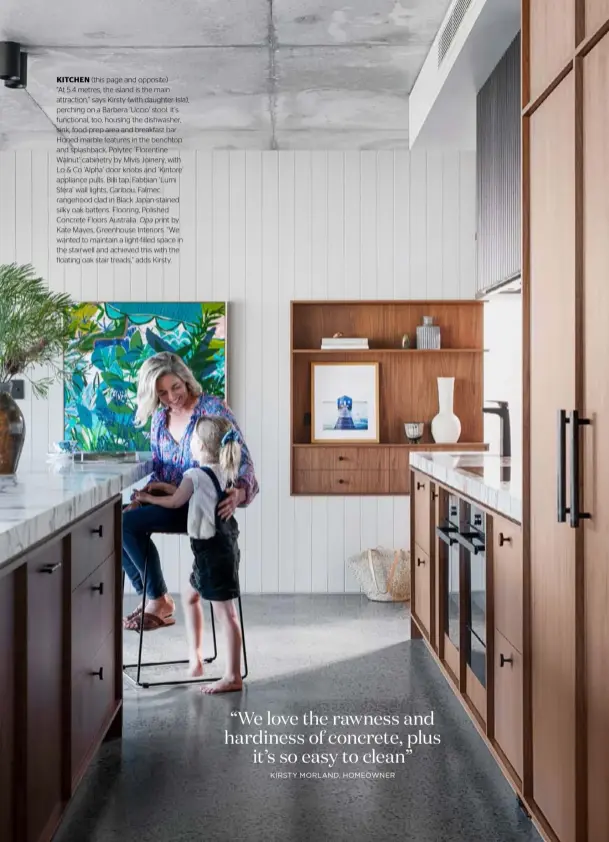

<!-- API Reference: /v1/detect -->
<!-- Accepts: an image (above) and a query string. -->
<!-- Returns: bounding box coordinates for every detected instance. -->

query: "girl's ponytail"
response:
[219,427,242,484]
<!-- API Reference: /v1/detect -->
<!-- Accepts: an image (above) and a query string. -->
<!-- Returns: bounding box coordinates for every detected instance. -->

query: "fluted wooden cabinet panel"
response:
[476,35,521,295]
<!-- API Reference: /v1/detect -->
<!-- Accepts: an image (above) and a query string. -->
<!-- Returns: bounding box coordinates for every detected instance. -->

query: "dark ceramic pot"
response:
[0,384,26,474]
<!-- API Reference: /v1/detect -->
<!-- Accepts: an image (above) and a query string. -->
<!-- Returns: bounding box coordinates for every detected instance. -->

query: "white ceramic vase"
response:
[431,377,461,444]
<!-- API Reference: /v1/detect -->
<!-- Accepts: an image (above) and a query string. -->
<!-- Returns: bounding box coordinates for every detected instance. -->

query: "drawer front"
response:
[71,630,117,784]
[72,555,116,677]
[413,471,432,555]
[294,469,389,495]
[294,446,389,472]
[413,544,431,636]
[494,628,523,779]
[71,502,116,590]
[389,449,410,493]
[493,515,523,652]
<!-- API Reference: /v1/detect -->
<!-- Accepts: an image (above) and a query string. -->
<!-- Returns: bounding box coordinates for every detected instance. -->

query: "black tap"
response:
[483,400,511,459]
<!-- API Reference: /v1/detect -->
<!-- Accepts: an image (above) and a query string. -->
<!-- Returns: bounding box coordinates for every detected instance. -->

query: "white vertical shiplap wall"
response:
[0,149,476,593]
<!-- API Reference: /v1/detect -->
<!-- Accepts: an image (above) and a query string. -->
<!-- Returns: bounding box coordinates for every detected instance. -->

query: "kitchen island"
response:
[409,451,527,827]
[0,456,152,842]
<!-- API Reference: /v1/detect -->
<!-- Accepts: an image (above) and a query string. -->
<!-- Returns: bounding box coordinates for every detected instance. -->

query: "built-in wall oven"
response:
[436,496,487,692]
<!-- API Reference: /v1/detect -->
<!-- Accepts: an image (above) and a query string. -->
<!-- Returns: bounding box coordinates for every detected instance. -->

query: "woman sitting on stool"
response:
[123,351,258,632]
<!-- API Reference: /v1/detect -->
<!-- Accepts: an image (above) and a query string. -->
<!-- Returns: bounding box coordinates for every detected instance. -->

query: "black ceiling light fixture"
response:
[0,40,28,88]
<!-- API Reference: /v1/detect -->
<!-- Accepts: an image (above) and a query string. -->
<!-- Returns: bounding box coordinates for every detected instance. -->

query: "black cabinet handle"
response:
[41,562,62,574]
[92,582,104,595]
[417,558,425,567]
[498,533,512,547]
[91,525,103,537]
[338,478,345,484]
[569,410,591,529]
[436,525,458,546]
[416,481,425,490]
[91,667,104,680]
[338,456,345,461]
[557,409,567,523]
[499,654,513,668]
[431,491,438,501]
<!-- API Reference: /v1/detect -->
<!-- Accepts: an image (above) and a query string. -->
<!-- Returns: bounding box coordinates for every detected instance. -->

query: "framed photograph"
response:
[311,362,380,443]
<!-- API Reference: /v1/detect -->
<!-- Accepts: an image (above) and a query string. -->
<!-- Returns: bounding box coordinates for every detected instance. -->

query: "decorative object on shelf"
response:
[311,361,379,443]
[416,315,441,349]
[347,547,410,602]
[64,301,226,452]
[0,263,76,475]
[321,336,369,350]
[404,422,424,443]
[431,376,461,443]
[401,333,410,349]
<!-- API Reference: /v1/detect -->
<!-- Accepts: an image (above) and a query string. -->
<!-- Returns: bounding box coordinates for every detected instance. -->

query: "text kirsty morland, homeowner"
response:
[53,75,186,266]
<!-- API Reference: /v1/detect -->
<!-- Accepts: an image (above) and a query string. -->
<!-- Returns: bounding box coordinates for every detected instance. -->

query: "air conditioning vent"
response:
[437,0,474,66]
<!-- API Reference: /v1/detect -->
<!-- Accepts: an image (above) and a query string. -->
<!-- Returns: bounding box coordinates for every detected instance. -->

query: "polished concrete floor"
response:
[54,596,540,842]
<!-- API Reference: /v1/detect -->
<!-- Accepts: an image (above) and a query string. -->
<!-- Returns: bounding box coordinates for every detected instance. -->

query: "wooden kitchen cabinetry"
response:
[523,2,609,840]
[291,300,488,495]
[0,497,123,842]
[410,470,524,806]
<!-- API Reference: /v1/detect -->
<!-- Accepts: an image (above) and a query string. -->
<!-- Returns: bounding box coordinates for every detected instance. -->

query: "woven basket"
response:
[348,547,411,602]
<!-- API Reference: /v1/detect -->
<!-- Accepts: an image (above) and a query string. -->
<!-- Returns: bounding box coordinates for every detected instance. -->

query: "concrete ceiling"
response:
[0,0,453,150]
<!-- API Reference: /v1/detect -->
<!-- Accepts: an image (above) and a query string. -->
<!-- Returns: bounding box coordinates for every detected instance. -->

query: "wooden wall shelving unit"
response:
[290,300,488,495]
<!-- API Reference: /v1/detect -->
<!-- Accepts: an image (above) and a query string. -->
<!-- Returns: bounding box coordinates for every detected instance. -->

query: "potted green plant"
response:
[0,264,75,475]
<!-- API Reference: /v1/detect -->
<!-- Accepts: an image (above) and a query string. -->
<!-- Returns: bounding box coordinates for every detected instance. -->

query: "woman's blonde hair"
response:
[135,352,202,425]
[193,415,241,484]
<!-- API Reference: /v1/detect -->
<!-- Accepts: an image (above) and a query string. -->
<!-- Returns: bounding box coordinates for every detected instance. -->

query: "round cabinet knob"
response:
[338,456,345,461]
[91,667,104,680]
[338,479,345,484]
[91,525,103,537]
[417,558,425,567]
[499,654,513,668]
[498,533,512,547]
[92,582,104,595]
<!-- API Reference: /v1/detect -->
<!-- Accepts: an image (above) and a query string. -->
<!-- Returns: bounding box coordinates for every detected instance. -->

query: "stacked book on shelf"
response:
[321,337,369,350]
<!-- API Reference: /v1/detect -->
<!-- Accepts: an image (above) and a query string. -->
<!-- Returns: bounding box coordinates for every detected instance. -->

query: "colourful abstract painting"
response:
[64,302,226,451]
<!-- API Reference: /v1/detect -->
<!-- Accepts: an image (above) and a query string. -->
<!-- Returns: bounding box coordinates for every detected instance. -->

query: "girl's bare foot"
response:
[201,676,243,694]
[188,658,204,678]
[145,593,175,619]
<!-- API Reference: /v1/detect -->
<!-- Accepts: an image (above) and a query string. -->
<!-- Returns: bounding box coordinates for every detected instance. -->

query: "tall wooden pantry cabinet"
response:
[523,2,609,841]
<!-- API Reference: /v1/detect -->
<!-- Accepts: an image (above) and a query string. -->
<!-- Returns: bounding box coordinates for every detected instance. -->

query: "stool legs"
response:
[122,546,247,689]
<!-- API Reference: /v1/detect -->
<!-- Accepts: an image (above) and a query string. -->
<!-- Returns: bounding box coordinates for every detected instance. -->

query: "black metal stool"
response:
[122,533,248,689]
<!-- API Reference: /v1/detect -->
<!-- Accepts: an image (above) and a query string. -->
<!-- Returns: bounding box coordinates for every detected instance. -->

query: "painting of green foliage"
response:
[64,302,226,451]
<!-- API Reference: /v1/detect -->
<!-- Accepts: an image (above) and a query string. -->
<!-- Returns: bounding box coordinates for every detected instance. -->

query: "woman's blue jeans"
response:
[122,503,189,599]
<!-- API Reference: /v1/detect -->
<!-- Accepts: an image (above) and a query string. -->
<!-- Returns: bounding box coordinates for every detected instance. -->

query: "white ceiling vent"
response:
[437,0,474,66]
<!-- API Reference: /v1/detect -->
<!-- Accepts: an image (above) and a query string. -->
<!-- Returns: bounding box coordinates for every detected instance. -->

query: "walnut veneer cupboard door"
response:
[585,0,609,38]
[528,0,575,101]
[583,32,609,842]
[0,572,14,842]
[26,541,65,842]
[529,72,577,842]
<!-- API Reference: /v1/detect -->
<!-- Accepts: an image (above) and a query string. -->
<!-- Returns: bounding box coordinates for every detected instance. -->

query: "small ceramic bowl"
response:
[404,422,424,444]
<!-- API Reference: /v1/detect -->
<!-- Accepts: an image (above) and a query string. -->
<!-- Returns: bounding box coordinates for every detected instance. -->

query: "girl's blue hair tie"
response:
[221,428,238,446]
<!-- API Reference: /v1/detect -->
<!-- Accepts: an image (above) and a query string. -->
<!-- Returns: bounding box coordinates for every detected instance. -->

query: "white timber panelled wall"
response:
[0,149,476,593]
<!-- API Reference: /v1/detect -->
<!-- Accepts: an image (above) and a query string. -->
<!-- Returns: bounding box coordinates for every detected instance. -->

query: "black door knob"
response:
[92,582,104,595]
[91,667,104,680]
[498,533,512,547]
[500,654,513,667]
[91,525,103,537]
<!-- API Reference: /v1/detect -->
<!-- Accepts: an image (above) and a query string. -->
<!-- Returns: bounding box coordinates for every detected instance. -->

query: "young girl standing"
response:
[136,415,243,694]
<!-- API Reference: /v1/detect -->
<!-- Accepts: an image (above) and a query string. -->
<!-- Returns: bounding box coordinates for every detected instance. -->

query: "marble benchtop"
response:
[0,454,153,569]
[409,452,522,524]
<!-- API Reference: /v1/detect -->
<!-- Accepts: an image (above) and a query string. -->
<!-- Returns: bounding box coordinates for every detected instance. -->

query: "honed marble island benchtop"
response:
[0,454,152,569]
[1,454,154,842]
[409,451,521,523]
